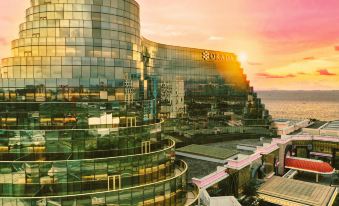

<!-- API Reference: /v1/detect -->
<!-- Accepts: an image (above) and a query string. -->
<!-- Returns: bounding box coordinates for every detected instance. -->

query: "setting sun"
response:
[0,1,338,206]
[238,52,248,64]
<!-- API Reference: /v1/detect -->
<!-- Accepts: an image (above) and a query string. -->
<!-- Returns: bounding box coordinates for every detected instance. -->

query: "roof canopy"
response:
[285,157,334,174]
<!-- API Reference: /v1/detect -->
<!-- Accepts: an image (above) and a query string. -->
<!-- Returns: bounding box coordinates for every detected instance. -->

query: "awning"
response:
[285,157,335,174]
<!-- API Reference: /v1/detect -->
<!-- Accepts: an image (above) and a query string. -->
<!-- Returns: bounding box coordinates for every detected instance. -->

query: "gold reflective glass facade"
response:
[142,39,272,131]
[0,0,269,205]
[0,0,194,205]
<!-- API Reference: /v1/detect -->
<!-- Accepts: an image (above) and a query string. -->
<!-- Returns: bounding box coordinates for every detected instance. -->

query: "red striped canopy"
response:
[285,158,334,174]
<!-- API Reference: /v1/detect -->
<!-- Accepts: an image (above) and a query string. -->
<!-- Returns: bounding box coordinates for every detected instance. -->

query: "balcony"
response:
[0,160,190,206]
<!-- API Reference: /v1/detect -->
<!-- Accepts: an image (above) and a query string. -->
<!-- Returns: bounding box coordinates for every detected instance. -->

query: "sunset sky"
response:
[1,0,339,90]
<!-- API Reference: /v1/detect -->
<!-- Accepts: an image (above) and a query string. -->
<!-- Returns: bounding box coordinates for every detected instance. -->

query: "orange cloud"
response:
[248,62,263,66]
[1,0,339,90]
[317,69,336,76]
[256,73,296,79]
[303,57,315,60]
[297,72,307,75]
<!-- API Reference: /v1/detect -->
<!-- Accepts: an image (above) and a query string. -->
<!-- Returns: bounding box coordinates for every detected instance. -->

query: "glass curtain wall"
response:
[142,38,272,132]
[0,0,191,205]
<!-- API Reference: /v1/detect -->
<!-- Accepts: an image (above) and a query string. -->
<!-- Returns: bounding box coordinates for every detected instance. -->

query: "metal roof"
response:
[258,176,337,206]
[323,120,339,131]
[306,121,328,129]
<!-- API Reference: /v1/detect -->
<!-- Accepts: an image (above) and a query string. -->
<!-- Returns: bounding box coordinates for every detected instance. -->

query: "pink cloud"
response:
[0,38,8,46]
[317,69,336,76]
[256,73,296,79]
[243,0,339,54]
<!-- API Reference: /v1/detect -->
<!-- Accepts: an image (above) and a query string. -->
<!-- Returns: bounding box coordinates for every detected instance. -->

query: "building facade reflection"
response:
[0,0,270,205]
[142,39,271,130]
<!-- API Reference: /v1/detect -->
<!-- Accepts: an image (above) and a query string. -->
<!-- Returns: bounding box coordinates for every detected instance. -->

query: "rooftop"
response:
[273,118,291,122]
[176,144,238,160]
[258,176,337,206]
[178,157,220,179]
[322,120,339,131]
[306,121,328,129]
[207,138,273,153]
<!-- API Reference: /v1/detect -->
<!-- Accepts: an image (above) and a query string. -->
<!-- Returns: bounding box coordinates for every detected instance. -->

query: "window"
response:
[108,175,121,191]
[24,51,32,57]
[142,141,151,154]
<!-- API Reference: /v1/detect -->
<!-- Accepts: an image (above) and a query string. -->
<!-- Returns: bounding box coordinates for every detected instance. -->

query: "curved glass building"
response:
[0,0,269,205]
[0,0,199,205]
[142,39,271,131]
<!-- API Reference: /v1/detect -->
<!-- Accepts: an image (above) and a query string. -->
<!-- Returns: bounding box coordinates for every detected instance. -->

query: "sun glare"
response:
[238,52,248,64]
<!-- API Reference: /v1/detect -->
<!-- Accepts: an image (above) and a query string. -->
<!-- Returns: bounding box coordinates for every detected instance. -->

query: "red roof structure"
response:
[285,157,334,174]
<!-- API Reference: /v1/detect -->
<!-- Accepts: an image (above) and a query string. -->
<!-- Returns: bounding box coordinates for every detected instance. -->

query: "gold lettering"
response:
[202,51,234,62]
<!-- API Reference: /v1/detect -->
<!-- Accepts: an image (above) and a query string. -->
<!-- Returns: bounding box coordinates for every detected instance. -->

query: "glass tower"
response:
[0,0,197,205]
[142,39,272,133]
[0,0,271,205]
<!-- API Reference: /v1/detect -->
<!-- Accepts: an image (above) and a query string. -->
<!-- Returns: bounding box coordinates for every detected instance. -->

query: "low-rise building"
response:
[258,176,337,206]
[303,120,339,136]
[273,119,310,135]
[189,134,339,205]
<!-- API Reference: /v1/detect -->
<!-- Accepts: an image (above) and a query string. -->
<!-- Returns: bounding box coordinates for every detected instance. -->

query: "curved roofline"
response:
[141,36,238,59]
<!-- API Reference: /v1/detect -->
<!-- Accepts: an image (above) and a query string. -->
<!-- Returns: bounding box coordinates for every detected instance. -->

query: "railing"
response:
[0,115,162,130]
[0,139,176,197]
[283,169,298,179]
[227,141,279,170]
[0,160,189,206]
[0,138,174,164]
[185,183,200,206]
[0,138,170,162]
[281,134,339,143]
[256,143,279,155]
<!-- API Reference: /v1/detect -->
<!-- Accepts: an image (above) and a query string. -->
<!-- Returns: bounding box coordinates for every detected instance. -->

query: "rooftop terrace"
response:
[176,144,239,160]
[323,120,339,131]
[306,121,328,129]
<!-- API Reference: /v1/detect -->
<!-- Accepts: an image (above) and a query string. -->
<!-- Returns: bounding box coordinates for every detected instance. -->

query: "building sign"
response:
[202,51,234,61]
